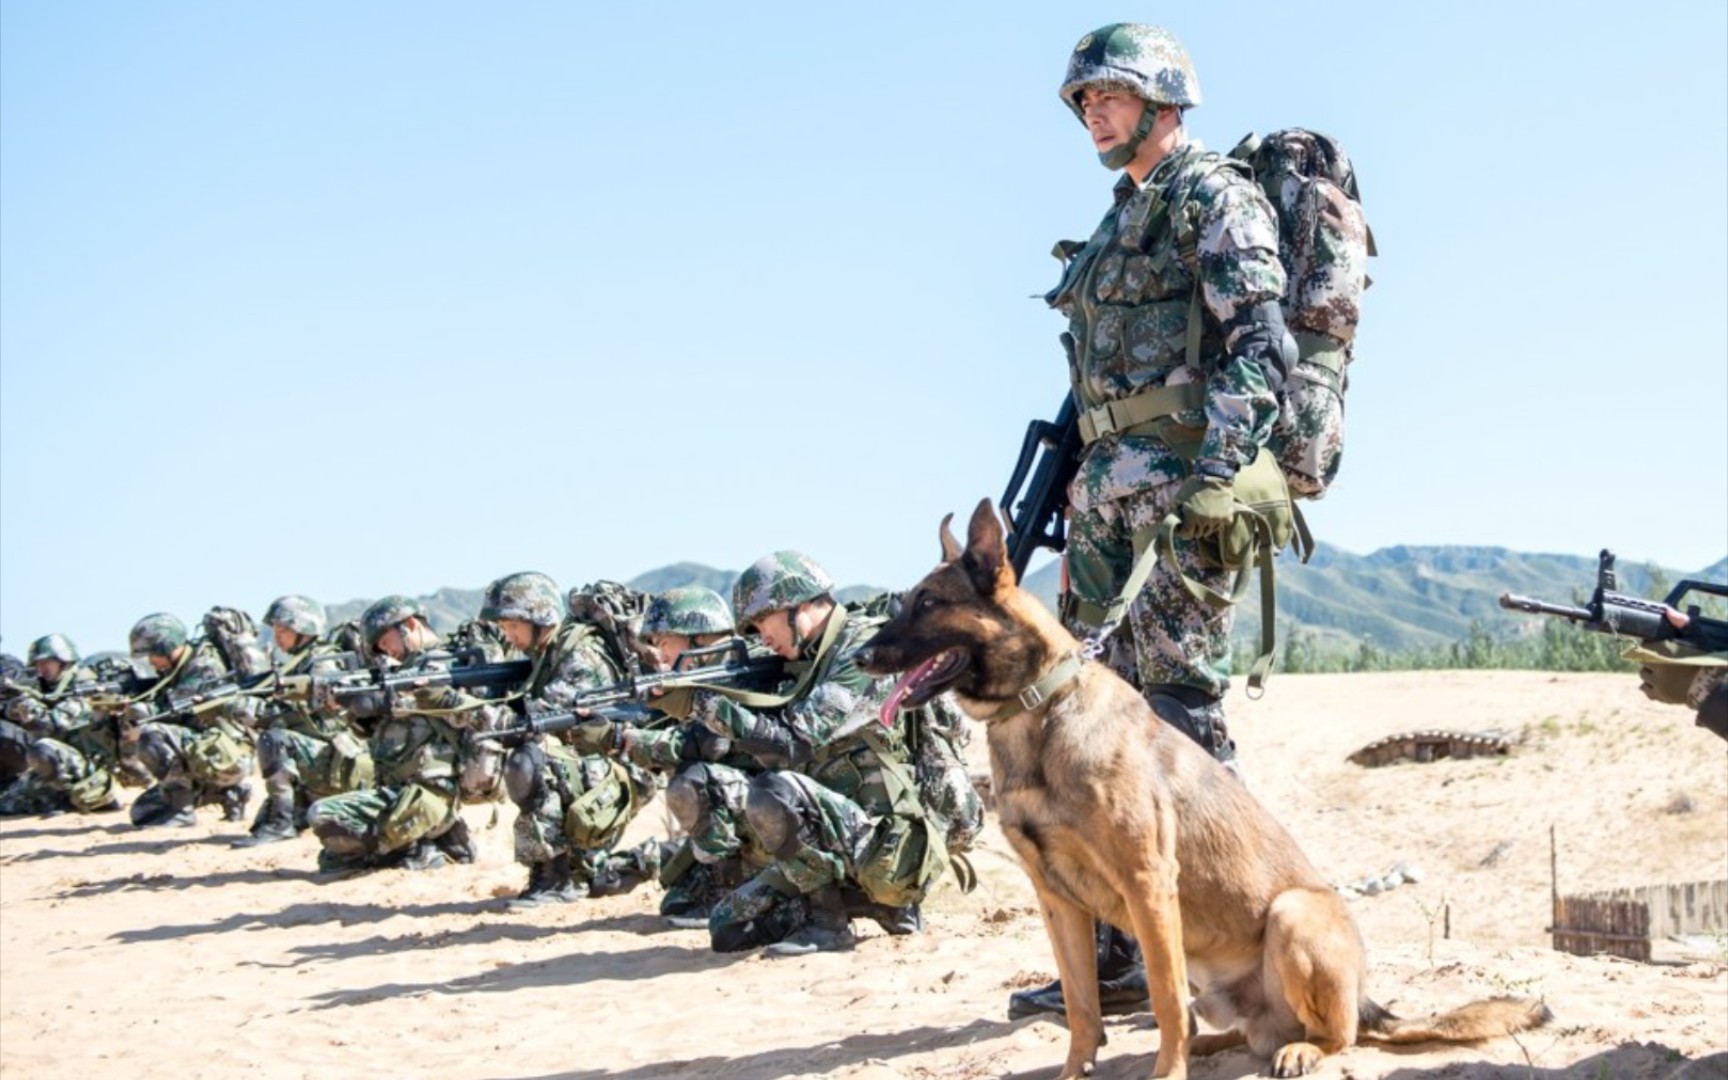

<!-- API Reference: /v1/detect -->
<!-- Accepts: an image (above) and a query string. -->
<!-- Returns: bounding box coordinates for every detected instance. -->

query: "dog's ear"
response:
[961,497,1010,592]
[939,513,962,563]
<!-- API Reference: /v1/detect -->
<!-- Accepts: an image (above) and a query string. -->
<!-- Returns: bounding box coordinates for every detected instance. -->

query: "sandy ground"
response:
[2,671,1725,1080]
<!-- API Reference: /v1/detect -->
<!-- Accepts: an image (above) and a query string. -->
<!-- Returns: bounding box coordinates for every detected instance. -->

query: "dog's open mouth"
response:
[878,648,968,727]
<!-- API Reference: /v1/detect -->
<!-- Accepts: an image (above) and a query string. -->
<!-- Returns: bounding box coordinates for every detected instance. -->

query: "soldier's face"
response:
[648,633,695,672]
[1078,86,1146,156]
[272,625,303,652]
[375,625,408,661]
[33,659,64,683]
[497,619,538,652]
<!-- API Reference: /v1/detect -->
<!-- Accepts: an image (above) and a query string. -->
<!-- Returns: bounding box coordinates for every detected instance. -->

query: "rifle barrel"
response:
[1498,593,1592,621]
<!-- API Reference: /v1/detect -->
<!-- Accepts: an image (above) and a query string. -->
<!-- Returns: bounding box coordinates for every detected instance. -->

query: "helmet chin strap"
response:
[1099,100,1158,170]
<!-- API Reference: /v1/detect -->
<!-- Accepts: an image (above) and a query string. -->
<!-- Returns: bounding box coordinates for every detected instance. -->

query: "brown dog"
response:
[855,499,1550,1079]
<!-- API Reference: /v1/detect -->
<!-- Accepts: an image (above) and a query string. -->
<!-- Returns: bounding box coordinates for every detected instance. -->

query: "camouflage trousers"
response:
[506,741,653,879]
[910,723,983,855]
[1065,479,1237,700]
[257,727,373,815]
[661,761,767,921]
[306,781,456,859]
[709,770,936,951]
[20,737,116,813]
[134,721,255,814]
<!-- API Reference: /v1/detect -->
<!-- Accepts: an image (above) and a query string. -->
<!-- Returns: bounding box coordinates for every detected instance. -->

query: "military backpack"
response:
[201,606,273,678]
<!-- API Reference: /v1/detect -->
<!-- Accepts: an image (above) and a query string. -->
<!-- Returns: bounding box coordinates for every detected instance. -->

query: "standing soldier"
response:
[486,573,660,908]
[235,596,374,847]
[125,614,256,828]
[305,596,502,871]
[1011,23,1294,1020]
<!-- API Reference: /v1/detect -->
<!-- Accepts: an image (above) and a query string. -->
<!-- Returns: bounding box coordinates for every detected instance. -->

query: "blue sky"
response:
[3,1,1725,654]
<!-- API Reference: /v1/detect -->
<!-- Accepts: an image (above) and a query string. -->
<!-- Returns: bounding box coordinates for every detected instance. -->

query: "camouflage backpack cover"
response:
[1227,128,1374,500]
[566,581,655,677]
[201,606,273,678]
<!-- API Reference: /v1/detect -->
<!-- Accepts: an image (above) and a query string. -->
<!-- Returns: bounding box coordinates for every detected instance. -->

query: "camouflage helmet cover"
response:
[264,594,327,638]
[481,571,565,628]
[732,551,834,631]
[129,613,188,658]
[360,595,428,647]
[27,633,79,665]
[1059,24,1201,118]
[644,586,735,638]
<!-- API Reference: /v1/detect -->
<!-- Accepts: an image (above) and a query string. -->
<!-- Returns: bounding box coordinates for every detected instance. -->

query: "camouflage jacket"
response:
[130,641,238,737]
[4,665,96,739]
[692,609,914,819]
[521,620,658,788]
[1049,138,1284,509]
[263,642,363,741]
[369,633,499,790]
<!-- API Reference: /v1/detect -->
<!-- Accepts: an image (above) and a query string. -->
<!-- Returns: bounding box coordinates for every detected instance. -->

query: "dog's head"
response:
[856,498,1074,725]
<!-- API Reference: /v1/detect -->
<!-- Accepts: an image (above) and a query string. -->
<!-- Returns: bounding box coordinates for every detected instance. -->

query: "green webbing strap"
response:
[1076,383,1207,444]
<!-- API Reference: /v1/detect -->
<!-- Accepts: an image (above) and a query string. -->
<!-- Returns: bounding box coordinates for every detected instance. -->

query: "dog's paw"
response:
[1269,1040,1323,1077]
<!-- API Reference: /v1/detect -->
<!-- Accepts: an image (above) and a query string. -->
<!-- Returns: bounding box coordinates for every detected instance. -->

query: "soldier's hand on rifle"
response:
[679,723,732,764]
[568,716,619,755]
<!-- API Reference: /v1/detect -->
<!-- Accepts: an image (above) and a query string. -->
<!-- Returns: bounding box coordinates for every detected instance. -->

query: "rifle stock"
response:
[1001,391,1082,581]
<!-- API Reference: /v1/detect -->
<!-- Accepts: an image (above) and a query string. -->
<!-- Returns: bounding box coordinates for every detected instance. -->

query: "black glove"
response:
[678,723,733,763]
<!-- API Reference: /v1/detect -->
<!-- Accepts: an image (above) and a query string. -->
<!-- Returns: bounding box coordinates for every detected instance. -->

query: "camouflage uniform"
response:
[126,615,255,828]
[699,554,954,955]
[241,598,374,845]
[0,639,116,816]
[304,614,502,870]
[1048,23,1288,751]
[487,574,659,905]
[1631,640,1728,742]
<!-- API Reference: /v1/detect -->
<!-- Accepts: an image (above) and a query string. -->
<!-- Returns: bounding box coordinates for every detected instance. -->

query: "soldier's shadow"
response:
[107,898,496,945]
[10,833,246,861]
[296,938,753,1010]
[57,864,327,898]
[0,819,132,842]
[496,1017,1018,1080]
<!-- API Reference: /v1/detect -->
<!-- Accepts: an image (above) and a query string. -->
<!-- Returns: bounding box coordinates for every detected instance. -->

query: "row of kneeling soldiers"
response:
[0,550,984,957]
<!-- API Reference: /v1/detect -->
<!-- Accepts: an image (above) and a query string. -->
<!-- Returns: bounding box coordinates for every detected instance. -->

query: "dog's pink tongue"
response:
[880,655,940,728]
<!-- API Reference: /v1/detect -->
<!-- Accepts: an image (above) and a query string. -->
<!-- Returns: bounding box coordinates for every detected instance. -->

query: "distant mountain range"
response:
[327,546,1726,656]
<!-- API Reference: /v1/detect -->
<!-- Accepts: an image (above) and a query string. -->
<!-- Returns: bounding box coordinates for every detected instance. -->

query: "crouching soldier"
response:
[576,586,776,930]
[125,614,258,828]
[236,596,374,846]
[305,596,500,871]
[484,573,661,908]
[0,634,120,816]
[691,553,952,956]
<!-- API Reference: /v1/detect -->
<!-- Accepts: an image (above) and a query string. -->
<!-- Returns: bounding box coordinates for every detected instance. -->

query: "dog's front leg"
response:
[1125,874,1189,1079]
[1035,889,1103,1078]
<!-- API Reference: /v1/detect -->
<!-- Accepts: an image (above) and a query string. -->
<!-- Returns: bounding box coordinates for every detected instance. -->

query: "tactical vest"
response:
[1048,143,1241,429]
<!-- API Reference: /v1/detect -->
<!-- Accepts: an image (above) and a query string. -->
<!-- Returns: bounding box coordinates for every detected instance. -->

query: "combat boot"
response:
[508,854,582,910]
[589,840,661,899]
[399,839,448,872]
[1007,922,1149,1020]
[219,780,252,823]
[435,817,475,864]
[232,790,298,848]
[131,785,197,829]
[840,886,923,937]
[762,885,856,957]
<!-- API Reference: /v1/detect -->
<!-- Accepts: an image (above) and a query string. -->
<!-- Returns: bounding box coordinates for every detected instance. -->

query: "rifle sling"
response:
[677,608,850,710]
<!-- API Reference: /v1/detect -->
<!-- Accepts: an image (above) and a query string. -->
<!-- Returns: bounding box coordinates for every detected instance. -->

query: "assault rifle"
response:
[1001,391,1082,580]
[476,639,786,744]
[322,655,533,707]
[1499,550,1728,652]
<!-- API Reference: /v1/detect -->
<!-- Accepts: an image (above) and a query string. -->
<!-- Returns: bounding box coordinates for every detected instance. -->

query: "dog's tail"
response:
[1359,996,1552,1045]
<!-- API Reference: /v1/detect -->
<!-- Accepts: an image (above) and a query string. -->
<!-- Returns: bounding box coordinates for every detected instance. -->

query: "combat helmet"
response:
[1059,24,1201,116]
[263,595,327,639]
[360,595,427,648]
[27,633,79,666]
[129,613,188,658]
[481,572,564,628]
[644,586,734,638]
[732,552,834,633]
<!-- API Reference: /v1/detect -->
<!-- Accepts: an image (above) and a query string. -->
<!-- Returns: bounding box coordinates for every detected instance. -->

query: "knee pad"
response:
[136,727,181,780]
[504,743,546,808]
[665,769,713,837]
[1144,685,1232,762]
[745,772,807,859]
